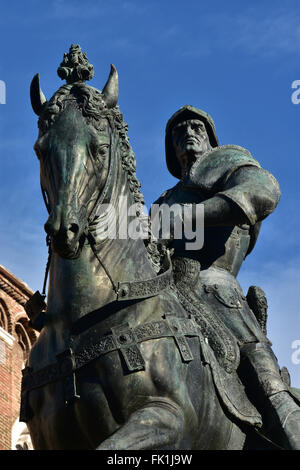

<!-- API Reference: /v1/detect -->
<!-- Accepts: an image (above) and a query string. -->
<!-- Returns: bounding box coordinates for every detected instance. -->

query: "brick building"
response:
[0,265,37,450]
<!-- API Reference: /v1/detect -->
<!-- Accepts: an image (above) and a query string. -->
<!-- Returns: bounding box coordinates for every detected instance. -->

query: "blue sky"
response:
[0,0,299,386]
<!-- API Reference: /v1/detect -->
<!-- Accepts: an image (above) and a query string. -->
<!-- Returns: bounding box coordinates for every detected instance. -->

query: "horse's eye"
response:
[34,134,48,160]
[98,144,109,156]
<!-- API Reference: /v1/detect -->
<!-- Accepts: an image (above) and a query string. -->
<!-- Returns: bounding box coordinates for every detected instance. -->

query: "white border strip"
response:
[0,326,15,346]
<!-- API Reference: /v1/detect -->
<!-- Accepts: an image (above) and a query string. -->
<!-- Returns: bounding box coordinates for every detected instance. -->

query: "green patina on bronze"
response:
[22,45,300,450]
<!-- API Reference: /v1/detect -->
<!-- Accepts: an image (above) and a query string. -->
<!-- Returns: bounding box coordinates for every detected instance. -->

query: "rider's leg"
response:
[241,342,300,450]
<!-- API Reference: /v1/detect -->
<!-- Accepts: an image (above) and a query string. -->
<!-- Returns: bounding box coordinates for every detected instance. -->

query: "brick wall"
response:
[0,337,13,450]
[0,266,36,450]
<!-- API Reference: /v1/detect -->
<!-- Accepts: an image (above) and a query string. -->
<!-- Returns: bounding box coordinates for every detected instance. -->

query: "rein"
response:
[87,230,173,301]
[87,232,119,295]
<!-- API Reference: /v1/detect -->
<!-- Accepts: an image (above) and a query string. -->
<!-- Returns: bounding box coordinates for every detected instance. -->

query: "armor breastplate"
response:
[173,223,251,277]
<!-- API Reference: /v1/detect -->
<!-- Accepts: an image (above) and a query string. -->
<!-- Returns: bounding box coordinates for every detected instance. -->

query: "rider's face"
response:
[172,119,211,174]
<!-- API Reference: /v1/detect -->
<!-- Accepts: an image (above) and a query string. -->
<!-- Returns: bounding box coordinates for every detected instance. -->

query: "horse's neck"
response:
[46,161,155,326]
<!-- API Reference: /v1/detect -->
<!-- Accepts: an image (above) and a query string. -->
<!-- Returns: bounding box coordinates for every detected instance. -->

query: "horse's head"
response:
[30,67,119,259]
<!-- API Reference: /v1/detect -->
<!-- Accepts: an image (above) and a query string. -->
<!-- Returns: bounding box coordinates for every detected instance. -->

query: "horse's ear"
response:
[30,73,47,116]
[102,64,118,109]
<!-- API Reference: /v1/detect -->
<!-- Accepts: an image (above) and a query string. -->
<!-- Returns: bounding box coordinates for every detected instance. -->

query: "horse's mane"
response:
[38,83,164,272]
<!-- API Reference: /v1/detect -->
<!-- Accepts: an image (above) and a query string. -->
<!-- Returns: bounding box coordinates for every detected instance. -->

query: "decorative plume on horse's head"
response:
[30,44,119,117]
[57,44,94,84]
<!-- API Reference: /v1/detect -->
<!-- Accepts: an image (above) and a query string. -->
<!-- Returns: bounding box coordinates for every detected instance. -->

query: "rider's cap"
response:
[165,105,219,179]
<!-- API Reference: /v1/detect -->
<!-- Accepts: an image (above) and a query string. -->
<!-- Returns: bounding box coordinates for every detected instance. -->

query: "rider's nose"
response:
[185,125,193,136]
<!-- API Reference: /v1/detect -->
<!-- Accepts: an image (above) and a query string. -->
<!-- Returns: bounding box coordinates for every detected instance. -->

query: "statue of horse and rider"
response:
[21,44,300,450]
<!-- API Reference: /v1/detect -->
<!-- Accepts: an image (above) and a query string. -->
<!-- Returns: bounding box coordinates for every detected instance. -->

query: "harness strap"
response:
[116,251,173,301]
[88,231,174,301]
[21,316,199,396]
[25,236,173,333]
[42,236,52,296]
[88,234,119,295]
[24,236,52,330]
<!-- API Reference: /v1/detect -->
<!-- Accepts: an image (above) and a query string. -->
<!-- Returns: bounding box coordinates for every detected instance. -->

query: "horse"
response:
[22,65,268,450]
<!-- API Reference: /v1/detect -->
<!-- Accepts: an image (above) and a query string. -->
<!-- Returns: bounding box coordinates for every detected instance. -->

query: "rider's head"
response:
[165,105,219,178]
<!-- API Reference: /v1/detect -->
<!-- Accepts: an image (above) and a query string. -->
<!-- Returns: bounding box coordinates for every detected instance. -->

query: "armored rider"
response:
[154,105,300,449]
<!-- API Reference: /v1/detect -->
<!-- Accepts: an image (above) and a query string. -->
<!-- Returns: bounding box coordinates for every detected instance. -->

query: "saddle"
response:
[172,256,262,428]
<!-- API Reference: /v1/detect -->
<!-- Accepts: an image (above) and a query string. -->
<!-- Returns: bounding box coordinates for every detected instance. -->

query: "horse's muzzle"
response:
[44,208,85,259]
[52,235,81,259]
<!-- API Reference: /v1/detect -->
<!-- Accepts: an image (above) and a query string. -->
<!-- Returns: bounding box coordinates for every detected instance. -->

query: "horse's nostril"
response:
[69,223,79,234]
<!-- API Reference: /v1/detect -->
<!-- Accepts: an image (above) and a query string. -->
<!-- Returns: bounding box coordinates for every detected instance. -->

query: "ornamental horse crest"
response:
[22,45,300,450]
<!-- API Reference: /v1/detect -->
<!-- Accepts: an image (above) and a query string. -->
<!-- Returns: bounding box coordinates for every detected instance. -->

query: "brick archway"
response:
[0,299,12,334]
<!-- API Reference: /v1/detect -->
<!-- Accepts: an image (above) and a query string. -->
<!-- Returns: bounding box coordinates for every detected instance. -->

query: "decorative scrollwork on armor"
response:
[171,258,240,374]
[173,257,200,288]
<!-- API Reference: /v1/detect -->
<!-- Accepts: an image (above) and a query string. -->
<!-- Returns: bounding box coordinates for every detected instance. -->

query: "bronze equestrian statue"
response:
[21,45,300,450]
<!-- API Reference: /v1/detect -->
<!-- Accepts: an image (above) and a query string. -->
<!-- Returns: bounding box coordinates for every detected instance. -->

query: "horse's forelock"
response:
[38,84,108,133]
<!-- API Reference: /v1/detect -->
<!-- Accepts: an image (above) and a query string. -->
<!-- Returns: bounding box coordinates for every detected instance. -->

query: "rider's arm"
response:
[197,165,281,227]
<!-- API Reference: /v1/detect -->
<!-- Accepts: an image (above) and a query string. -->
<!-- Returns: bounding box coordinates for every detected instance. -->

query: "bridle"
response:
[25,115,173,329]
